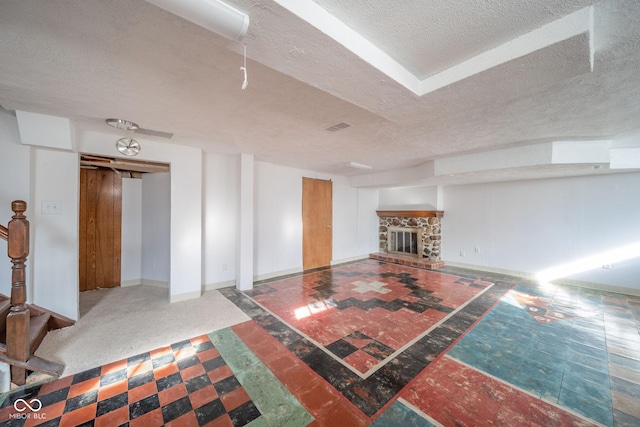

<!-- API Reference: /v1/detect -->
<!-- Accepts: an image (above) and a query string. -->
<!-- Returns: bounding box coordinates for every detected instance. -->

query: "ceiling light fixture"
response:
[146,0,250,42]
[106,118,139,131]
[346,161,373,170]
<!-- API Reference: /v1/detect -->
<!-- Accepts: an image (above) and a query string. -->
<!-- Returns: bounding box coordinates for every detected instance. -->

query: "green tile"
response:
[209,328,314,427]
[372,400,436,427]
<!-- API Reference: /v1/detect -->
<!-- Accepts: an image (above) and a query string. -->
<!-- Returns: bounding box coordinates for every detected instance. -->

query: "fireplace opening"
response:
[388,227,421,257]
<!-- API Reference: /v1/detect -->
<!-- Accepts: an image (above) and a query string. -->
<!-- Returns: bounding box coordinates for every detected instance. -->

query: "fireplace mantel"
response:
[376,210,444,218]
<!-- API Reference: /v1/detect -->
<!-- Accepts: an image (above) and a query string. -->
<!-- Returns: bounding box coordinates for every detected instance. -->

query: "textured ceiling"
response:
[1,0,639,187]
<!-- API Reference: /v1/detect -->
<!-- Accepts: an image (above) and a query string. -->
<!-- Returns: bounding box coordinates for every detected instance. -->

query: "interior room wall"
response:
[253,161,379,279]
[202,152,239,289]
[378,185,439,209]
[79,130,202,303]
[31,147,79,319]
[254,162,305,278]
[333,184,379,262]
[141,172,170,284]
[442,173,640,292]
[0,110,30,297]
[121,177,142,284]
[356,188,380,256]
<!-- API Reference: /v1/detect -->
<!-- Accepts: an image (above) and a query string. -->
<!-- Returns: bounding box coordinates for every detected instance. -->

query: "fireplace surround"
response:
[373,210,444,269]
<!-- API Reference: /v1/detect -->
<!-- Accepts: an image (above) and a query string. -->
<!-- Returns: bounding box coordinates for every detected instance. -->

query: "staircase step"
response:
[0,344,64,378]
[29,313,51,354]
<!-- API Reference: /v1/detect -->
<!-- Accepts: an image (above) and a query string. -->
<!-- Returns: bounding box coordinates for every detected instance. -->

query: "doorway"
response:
[78,155,170,292]
[302,177,332,270]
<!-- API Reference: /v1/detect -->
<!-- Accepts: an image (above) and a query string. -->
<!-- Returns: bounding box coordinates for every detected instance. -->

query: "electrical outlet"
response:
[602,264,612,269]
[475,247,480,254]
[460,250,466,257]
[222,263,228,271]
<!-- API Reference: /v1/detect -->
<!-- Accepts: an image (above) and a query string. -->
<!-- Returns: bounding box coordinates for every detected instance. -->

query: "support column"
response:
[237,154,254,290]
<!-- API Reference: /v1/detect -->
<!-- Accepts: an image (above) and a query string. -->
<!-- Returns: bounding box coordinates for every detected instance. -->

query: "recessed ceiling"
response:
[1,0,639,187]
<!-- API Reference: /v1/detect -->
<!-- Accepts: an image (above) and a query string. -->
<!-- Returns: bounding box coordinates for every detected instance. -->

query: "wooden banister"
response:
[0,224,7,241]
[5,200,30,385]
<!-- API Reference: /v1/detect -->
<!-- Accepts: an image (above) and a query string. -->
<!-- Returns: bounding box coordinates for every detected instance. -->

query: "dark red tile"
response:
[128,381,158,405]
[129,407,164,427]
[189,385,218,410]
[158,383,189,408]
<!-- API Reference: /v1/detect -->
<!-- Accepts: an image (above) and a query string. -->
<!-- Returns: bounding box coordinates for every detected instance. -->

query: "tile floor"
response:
[1,259,639,426]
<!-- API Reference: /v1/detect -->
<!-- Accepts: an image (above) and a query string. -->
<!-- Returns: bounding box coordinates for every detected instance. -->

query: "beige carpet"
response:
[35,285,250,377]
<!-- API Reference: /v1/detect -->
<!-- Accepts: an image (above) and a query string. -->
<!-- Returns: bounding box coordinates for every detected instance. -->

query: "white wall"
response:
[356,188,380,256]
[79,130,202,303]
[252,161,379,279]
[203,153,239,288]
[1,111,79,319]
[442,173,640,292]
[31,147,79,319]
[254,162,304,277]
[0,111,31,297]
[333,182,379,262]
[141,172,170,283]
[379,185,439,210]
[121,177,142,284]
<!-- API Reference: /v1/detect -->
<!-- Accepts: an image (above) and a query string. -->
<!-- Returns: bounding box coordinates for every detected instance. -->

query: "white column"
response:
[237,153,254,290]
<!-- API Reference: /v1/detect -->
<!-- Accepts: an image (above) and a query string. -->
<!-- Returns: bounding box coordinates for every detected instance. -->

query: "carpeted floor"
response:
[34,285,250,377]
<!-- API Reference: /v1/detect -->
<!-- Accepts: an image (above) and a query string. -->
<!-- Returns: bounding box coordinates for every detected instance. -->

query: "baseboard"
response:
[141,279,169,289]
[253,267,303,282]
[443,261,640,297]
[169,290,202,304]
[203,280,236,291]
[121,279,142,287]
[331,254,370,266]
[252,255,372,284]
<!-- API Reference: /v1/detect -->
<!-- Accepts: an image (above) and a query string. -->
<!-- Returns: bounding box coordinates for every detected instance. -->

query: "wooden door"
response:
[302,177,332,270]
[79,168,122,291]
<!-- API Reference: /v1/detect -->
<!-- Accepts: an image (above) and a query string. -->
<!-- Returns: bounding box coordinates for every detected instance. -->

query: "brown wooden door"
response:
[302,177,332,270]
[79,168,122,291]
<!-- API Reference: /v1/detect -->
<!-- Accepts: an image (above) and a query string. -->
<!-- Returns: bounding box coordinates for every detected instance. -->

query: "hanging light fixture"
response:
[146,0,250,42]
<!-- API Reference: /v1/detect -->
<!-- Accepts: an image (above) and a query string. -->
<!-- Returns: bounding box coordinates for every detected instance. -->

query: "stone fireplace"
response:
[372,210,444,269]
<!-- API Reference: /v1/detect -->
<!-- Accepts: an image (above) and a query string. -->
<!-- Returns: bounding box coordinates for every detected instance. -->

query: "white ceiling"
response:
[1,0,640,187]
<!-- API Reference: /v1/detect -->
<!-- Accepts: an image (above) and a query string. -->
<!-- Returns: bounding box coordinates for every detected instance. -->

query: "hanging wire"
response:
[240,45,248,90]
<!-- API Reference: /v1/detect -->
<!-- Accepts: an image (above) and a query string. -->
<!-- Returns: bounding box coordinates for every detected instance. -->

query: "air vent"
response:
[325,122,351,132]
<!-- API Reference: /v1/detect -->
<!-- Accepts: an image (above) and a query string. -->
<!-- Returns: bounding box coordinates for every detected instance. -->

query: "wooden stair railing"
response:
[0,201,67,387]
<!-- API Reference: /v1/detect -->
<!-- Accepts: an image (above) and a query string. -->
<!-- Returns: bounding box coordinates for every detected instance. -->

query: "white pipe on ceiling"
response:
[146,0,250,42]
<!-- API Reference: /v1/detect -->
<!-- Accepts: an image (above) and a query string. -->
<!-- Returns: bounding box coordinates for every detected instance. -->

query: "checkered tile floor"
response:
[0,335,260,426]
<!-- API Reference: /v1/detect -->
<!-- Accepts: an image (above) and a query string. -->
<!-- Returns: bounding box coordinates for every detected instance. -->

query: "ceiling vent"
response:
[325,122,351,132]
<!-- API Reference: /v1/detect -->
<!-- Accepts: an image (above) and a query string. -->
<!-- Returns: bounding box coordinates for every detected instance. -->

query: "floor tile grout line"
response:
[396,397,445,427]
[227,280,515,416]
[363,280,497,379]
[243,267,498,380]
[231,320,372,425]
[208,326,314,426]
[240,290,369,379]
[447,355,609,427]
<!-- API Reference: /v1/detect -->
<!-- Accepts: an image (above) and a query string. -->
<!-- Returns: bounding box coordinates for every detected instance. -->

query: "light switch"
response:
[41,201,62,214]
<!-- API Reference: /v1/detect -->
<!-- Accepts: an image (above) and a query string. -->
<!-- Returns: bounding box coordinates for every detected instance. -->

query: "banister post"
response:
[6,200,30,386]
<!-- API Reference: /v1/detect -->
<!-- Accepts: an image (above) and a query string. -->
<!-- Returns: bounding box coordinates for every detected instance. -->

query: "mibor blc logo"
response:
[10,398,46,420]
